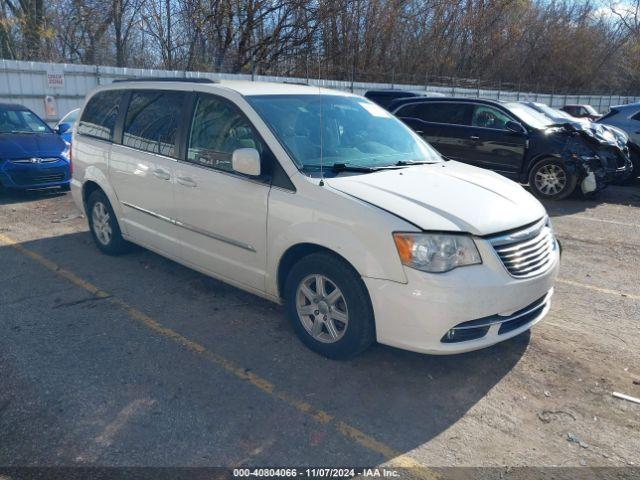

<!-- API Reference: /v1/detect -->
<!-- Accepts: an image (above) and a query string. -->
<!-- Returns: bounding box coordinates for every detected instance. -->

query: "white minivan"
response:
[71,79,560,359]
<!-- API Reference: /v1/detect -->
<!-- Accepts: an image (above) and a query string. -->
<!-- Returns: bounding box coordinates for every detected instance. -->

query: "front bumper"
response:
[0,158,70,189]
[364,235,560,355]
[597,146,632,181]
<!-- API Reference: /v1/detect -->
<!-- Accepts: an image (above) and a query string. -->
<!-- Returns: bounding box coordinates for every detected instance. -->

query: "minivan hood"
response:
[0,133,66,159]
[327,161,546,235]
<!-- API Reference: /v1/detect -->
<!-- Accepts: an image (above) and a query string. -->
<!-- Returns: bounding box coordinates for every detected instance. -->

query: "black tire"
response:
[284,252,375,360]
[528,158,578,200]
[86,189,131,255]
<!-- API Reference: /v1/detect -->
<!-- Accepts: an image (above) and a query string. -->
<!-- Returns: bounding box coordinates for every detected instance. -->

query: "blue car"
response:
[55,108,79,144]
[0,103,71,191]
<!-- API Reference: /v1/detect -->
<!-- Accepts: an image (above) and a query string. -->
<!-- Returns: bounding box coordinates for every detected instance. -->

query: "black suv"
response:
[391,97,627,200]
[364,90,444,110]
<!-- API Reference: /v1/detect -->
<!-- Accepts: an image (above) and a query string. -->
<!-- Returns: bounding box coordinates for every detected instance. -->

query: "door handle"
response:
[177,176,197,188]
[470,135,480,141]
[152,169,170,181]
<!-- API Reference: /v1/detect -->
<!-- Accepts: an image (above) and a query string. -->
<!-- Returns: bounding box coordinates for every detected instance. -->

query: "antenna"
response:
[318,51,324,187]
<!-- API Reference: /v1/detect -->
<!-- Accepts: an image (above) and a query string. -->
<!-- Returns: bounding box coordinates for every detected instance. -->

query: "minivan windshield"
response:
[248,94,442,173]
[0,109,51,134]
[504,103,555,130]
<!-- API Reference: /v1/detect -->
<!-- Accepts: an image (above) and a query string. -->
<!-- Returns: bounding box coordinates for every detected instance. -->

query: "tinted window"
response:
[471,105,512,129]
[187,94,263,172]
[123,90,185,158]
[397,102,471,126]
[366,92,416,109]
[630,111,640,121]
[78,90,122,140]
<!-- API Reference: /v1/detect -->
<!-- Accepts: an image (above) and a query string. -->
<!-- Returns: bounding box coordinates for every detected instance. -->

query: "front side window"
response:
[471,105,512,129]
[0,109,50,134]
[248,94,442,173]
[398,102,471,126]
[187,94,263,172]
[123,90,186,158]
[78,90,122,140]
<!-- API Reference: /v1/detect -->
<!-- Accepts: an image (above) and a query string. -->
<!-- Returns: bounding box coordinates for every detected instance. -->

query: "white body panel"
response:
[71,80,560,355]
[109,144,182,259]
[173,162,270,292]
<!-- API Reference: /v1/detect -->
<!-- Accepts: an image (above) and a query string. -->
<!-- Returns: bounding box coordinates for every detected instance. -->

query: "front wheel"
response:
[284,252,375,360]
[528,158,578,200]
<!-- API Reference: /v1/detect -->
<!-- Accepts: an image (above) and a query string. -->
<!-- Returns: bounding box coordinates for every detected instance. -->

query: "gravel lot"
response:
[0,184,638,470]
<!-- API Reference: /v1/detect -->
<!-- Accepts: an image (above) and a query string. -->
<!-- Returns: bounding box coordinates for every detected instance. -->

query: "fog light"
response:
[441,326,490,343]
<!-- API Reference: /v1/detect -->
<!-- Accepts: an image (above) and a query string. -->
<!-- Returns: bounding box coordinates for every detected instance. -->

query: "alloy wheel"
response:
[296,274,349,344]
[92,201,113,246]
[534,164,567,196]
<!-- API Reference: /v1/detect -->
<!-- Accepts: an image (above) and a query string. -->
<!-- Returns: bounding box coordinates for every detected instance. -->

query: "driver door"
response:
[467,104,526,174]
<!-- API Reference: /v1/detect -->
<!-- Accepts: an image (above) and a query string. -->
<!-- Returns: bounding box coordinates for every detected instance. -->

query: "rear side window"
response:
[123,90,186,158]
[397,102,471,126]
[78,90,122,141]
[187,94,264,173]
[631,111,640,121]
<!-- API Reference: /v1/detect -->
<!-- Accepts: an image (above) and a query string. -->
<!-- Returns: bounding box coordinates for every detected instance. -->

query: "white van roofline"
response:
[95,79,353,97]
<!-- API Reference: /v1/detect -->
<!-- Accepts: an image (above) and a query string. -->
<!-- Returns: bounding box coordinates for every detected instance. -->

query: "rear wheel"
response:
[528,158,577,200]
[284,252,375,359]
[87,190,131,255]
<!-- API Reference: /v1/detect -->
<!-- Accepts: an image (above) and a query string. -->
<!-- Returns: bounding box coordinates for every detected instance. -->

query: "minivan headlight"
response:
[393,233,481,273]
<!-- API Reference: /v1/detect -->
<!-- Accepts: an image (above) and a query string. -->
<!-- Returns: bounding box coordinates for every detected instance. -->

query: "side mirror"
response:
[232,148,261,176]
[505,121,525,133]
[56,122,71,135]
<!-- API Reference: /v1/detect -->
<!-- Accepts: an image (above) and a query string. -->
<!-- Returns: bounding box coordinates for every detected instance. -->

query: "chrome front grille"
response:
[10,157,60,164]
[489,218,556,279]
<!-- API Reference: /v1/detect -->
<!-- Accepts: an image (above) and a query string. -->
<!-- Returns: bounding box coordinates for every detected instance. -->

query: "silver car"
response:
[597,103,640,179]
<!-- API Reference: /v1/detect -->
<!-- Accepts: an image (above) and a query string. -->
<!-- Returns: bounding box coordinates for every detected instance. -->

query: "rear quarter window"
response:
[78,90,123,141]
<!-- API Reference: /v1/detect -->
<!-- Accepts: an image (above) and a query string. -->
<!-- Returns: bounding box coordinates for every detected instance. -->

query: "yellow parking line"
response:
[0,232,434,477]
[557,278,640,301]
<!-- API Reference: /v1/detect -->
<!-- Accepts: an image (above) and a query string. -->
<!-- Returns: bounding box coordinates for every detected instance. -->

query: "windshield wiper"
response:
[10,130,38,134]
[331,163,379,172]
[394,160,438,166]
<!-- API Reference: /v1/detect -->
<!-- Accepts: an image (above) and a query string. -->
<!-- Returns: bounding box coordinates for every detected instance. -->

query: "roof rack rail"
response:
[113,77,217,84]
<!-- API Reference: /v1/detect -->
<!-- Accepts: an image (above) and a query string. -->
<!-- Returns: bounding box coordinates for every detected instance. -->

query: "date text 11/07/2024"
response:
[232,468,401,478]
